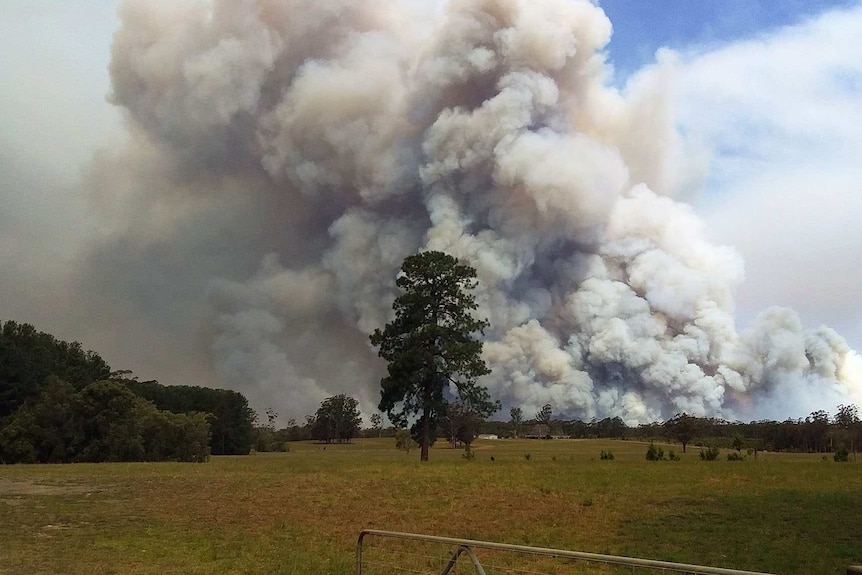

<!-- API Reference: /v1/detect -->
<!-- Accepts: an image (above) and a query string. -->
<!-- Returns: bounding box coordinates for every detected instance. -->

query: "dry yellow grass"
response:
[0,438,860,574]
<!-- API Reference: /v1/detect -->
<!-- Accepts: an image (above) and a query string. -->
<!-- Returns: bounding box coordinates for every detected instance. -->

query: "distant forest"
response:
[475,410,860,455]
[0,320,254,464]
[260,405,860,458]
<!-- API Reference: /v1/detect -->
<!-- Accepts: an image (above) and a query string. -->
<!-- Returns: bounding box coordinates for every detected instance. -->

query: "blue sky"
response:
[600,0,861,81]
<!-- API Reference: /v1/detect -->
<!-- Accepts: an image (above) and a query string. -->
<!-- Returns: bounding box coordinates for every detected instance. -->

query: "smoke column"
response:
[85,0,862,423]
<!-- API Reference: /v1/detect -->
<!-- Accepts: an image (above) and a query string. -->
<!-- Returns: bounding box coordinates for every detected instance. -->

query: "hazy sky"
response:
[2,1,861,420]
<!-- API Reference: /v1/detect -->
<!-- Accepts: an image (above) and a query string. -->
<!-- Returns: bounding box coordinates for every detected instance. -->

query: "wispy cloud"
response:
[675,5,862,348]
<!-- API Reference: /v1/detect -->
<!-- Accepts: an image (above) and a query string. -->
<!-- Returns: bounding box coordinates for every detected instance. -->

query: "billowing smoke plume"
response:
[83,0,862,423]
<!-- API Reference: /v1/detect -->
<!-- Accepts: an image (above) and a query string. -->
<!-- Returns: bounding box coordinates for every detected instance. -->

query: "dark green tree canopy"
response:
[311,394,362,444]
[0,378,210,464]
[370,251,497,461]
[0,319,258,462]
[664,412,700,453]
[0,320,111,418]
[121,378,254,455]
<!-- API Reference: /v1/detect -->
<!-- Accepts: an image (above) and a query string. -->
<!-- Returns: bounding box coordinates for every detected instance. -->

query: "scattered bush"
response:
[524,453,531,461]
[727,452,745,461]
[668,450,680,461]
[699,445,720,461]
[395,429,415,453]
[834,445,849,462]
[600,450,614,460]
[646,441,665,461]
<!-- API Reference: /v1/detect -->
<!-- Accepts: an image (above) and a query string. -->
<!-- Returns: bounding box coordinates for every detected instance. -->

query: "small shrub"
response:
[462,449,475,460]
[395,429,415,453]
[581,496,594,507]
[600,450,614,460]
[646,442,665,461]
[834,445,850,462]
[727,452,745,461]
[699,445,720,461]
[668,450,680,461]
[524,453,531,461]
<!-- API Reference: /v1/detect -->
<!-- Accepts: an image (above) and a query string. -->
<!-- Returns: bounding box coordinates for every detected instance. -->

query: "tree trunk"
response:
[420,410,430,462]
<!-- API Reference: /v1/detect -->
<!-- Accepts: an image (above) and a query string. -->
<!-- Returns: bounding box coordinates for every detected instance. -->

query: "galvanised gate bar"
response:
[356,530,814,575]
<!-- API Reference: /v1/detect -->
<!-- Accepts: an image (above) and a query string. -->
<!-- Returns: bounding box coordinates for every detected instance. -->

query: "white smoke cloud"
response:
[674,10,862,413]
[16,0,859,424]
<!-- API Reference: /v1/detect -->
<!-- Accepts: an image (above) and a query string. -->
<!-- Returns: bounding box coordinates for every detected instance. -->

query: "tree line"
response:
[251,394,364,451]
[0,320,255,463]
[0,377,210,463]
[251,397,861,460]
[120,377,254,455]
[249,392,489,453]
[486,405,861,456]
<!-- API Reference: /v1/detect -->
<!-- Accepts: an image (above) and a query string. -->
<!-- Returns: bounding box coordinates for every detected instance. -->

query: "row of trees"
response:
[494,404,861,455]
[120,377,254,455]
[0,377,210,464]
[250,395,364,451]
[250,396,488,454]
[656,408,861,454]
[487,407,861,455]
[0,320,256,462]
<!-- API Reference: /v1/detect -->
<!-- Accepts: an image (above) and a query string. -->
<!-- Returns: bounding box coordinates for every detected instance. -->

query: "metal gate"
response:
[355,530,779,575]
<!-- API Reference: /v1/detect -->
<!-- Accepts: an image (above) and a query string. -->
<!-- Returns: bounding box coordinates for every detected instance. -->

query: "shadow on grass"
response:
[617,490,862,575]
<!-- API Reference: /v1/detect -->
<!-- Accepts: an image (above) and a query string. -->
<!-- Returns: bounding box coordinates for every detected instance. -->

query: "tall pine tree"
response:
[370,251,497,461]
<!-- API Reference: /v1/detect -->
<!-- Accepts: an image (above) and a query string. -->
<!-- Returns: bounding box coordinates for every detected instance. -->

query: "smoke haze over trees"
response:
[9,0,862,426]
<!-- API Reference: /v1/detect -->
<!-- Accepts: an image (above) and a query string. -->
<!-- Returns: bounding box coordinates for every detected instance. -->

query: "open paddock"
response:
[1,438,859,574]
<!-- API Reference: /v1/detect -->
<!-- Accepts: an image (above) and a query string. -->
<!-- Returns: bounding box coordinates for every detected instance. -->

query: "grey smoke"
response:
[75,0,861,423]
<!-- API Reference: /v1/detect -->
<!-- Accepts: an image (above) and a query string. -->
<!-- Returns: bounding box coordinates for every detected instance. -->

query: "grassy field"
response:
[1,438,860,575]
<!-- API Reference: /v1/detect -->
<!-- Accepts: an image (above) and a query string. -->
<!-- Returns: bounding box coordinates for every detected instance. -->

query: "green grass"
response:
[1,439,860,574]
